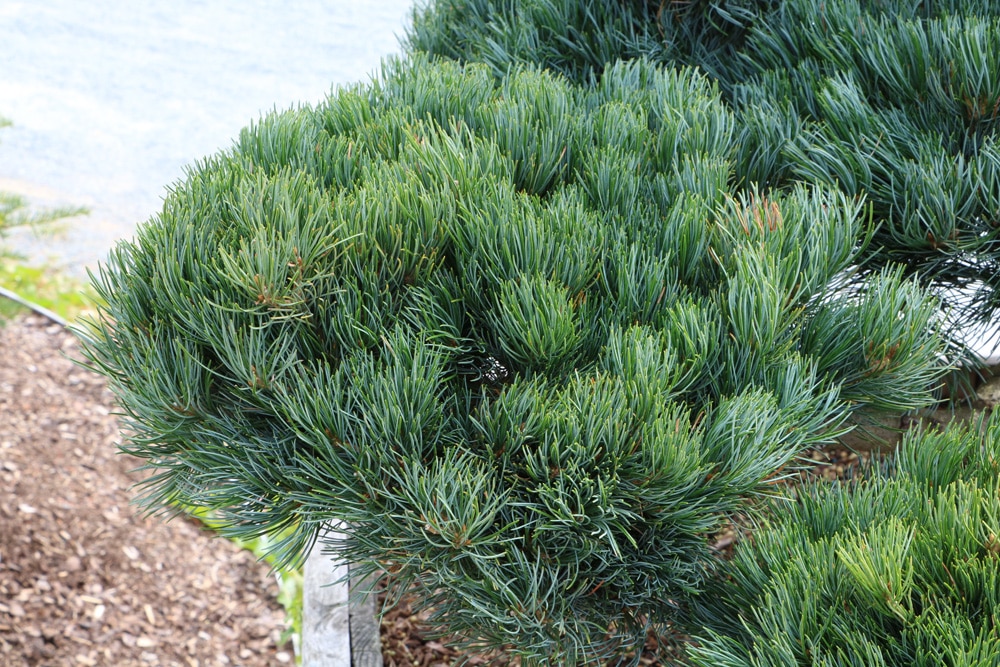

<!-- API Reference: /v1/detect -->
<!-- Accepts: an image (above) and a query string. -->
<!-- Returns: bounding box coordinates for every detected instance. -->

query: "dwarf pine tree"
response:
[409,0,1000,350]
[687,413,1000,666]
[80,57,946,662]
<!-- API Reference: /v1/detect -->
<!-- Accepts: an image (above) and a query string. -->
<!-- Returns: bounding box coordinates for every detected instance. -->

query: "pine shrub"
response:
[688,413,1000,666]
[408,0,1000,347]
[408,0,665,83]
[80,57,946,662]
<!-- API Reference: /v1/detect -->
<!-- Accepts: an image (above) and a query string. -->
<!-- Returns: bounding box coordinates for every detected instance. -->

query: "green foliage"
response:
[0,116,94,324]
[407,0,1000,350]
[407,0,665,82]
[0,191,84,240]
[688,413,1000,666]
[79,57,946,663]
[0,262,98,323]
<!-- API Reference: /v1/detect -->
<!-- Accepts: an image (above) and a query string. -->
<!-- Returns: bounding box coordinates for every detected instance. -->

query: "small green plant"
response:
[0,118,86,247]
[688,414,1000,666]
[0,262,98,323]
[79,56,947,663]
[0,191,84,239]
[0,114,90,323]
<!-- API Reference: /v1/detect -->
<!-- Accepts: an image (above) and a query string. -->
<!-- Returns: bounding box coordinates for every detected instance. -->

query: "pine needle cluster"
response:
[689,413,1000,666]
[409,0,1000,346]
[79,55,947,663]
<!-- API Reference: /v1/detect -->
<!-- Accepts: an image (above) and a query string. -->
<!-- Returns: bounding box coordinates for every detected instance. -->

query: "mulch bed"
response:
[0,314,292,667]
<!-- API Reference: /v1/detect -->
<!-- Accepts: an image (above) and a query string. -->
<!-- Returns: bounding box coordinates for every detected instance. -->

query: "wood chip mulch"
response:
[0,314,292,667]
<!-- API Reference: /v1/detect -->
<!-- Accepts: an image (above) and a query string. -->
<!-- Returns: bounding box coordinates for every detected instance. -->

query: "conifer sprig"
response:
[689,413,1000,666]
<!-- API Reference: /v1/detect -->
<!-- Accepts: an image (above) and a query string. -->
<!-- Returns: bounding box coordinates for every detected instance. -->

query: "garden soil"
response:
[0,314,292,667]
